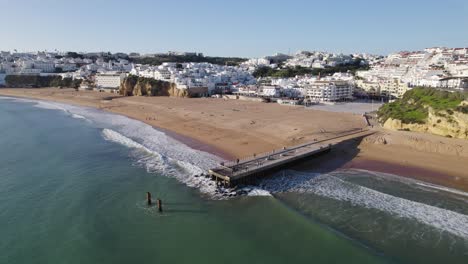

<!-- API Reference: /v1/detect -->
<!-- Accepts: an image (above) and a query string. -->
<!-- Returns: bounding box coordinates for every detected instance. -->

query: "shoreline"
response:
[156,126,235,160]
[0,93,234,161]
[1,88,467,192]
[344,159,468,191]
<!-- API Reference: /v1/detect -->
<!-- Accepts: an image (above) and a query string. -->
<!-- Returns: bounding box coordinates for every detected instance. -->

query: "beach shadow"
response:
[290,135,365,174]
[254,135,366,182]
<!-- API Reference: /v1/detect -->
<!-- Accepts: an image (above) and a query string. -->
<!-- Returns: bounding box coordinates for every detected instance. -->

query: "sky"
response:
[1,0,467,58]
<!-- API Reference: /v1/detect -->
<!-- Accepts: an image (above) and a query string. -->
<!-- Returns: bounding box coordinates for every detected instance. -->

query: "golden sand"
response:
[1,88,467,191]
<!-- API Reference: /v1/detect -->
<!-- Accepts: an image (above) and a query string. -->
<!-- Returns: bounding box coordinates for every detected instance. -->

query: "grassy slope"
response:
[378,87,467,124]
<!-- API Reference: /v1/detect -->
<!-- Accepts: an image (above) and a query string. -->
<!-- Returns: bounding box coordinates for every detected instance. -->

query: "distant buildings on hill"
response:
[355,47,468,98]
[1,48,467,101]
[129,62,256,94]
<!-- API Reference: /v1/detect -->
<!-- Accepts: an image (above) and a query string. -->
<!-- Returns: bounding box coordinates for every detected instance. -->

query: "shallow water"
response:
[1,97,467,263]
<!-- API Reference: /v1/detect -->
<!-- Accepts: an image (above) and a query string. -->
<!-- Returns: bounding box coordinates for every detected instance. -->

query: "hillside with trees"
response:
[253,59,369,78]
[130,54,247,66]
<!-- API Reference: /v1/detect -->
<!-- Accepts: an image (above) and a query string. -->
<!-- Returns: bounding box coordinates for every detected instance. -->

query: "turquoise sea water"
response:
[1,97,467,264]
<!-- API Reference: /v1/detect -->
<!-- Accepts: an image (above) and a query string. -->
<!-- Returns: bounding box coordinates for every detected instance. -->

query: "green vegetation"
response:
[130,54,247,66]
[253,66,313,78]
[253,60,369,78]
[406,87,465,110]
[66,52,84,59]
[61,52,128,62]
[378,87,467,124]
[5,75,82,88]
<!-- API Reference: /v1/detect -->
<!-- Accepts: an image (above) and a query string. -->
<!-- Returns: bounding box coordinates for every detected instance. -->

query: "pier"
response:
[208,129,375,186]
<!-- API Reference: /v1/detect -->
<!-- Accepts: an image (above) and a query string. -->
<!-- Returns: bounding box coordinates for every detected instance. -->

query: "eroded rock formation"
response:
[119,76,190,97]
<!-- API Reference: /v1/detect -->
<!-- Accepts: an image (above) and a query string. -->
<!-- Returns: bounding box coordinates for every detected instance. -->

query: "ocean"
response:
[1,96,467,264]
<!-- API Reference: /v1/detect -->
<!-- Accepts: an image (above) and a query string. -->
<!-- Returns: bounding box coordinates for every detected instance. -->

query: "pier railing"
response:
[212,128,372,178]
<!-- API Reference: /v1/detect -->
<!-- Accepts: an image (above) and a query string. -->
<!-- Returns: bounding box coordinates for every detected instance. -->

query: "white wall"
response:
[0,74,6,86]
[95,73,126,88]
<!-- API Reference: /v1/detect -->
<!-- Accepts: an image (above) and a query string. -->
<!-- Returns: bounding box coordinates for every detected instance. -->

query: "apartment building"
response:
[95,73,127,92]
[261,86,281,97]
[305,81,353,102]
[0,73,6,86]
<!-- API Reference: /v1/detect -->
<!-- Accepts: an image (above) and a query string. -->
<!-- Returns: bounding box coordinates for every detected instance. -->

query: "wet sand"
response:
[1,88,467,191]
[345,159,468,191]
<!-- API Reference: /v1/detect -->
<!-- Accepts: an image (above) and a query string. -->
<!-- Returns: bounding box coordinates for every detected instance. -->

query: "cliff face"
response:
[383,102,468,139]
[119,76,189,97]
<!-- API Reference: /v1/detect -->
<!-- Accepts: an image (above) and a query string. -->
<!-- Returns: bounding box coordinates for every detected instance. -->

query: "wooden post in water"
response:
[157,199,163,212]
[146,192,152,206]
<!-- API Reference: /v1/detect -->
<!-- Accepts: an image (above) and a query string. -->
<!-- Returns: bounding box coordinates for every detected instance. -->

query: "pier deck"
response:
[208,129,374,186]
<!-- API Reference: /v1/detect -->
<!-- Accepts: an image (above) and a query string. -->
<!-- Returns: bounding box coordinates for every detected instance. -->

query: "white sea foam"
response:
[102,128,153,153]
[5,96,468,240]
[242,187,273,197]
[101,128,239,197]
[35,102,468,236]
[34,101,68,111]
[71,113,87,120]
[415,182,468,198]
[2,97,230,197]
[259,170,468,239]
[1,97,90,121]
[344,169,468,201]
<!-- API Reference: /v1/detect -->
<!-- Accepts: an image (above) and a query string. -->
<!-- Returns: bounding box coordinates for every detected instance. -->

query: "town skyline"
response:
[2,45,468,59]
[1,0,467,57]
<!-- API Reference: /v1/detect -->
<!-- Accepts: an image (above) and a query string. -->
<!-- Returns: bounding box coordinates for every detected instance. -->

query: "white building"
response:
[95,73,126,92]
[56,63,77,72]
[261,86,281,97]
[129,62,256,95]
[306,81,353,102]
[236,85,259,96]
[33,61,55,73]
[0,73,6,86]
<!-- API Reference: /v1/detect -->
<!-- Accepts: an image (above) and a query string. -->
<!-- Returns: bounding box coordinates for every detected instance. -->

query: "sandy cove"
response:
[1,88,467,191]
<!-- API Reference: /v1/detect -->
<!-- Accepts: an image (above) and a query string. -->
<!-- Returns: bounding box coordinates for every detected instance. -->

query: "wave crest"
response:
[259,170,468,239]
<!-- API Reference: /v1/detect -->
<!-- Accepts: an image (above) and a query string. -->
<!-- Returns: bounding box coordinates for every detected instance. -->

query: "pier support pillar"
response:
[146,192,152,206]
[157,199,163,212]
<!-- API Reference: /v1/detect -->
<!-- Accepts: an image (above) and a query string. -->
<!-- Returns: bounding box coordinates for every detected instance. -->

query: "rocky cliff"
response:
[119,76,189,97]
[383,101,468,139]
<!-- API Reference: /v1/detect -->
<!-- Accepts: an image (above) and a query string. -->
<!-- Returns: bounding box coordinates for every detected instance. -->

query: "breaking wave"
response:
[101,128,239,197]
[1,97,234,197]
[4,96,468,239]
[258,170,468,239]
[0,97,90,121]
[416,182,468,198]
[239,187,273,197]
[71,113,87,120]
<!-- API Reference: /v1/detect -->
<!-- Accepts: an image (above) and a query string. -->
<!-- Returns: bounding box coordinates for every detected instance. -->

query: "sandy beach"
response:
[1,88,467,191]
